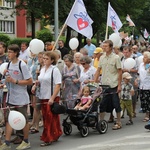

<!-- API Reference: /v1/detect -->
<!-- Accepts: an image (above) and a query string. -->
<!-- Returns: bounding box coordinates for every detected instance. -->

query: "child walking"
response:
[74,86,92,110]
[120,72,134,125]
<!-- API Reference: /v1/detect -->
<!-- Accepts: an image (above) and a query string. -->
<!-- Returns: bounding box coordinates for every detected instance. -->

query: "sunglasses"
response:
[81,63,86,65]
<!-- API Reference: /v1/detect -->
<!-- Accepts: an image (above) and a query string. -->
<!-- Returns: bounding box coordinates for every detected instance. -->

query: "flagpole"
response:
[52,1,77,51]
[105,2,109,40]
[132,26,134,39]
[105,25,108,40]
[52,23,67,51]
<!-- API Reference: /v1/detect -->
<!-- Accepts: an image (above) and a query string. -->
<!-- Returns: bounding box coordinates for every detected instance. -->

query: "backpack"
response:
[7,60,22,74]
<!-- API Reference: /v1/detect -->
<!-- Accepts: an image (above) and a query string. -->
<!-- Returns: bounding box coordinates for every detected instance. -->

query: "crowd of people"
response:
[0,38,149,149]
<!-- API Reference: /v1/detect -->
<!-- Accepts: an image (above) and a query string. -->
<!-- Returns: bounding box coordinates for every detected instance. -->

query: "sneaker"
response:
[0,143,11,150]
[16,141,30,150]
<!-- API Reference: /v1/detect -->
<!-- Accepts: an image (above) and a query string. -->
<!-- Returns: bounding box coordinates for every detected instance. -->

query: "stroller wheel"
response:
[96,120,108,134]
[63,124,72,135]
[80,126,89,137]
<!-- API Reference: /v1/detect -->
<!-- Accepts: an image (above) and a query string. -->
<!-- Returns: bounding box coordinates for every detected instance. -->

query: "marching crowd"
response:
[0,38,150,149]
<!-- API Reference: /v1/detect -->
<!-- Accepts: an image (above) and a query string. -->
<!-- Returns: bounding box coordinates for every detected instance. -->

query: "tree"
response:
[7,0,150,42]
[15,0,52,38]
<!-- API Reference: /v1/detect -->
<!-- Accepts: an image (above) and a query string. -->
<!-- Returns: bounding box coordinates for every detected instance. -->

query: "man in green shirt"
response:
[95,40,122,130]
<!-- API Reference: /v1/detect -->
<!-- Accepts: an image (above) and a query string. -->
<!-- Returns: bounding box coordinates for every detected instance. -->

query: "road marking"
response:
[70,133,150,150]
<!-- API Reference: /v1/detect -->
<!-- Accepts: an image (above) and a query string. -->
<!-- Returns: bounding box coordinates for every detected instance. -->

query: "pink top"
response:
[81,95,92,105]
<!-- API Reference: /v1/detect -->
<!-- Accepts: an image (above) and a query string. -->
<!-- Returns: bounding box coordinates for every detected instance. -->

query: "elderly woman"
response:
[79,55,96,89]
[62,54,81,108]
[53,49,65,73]
[74,52,83,70]
[138,51,150,122]
[32,51,62,146]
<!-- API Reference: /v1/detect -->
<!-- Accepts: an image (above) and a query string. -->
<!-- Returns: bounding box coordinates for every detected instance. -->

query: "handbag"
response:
[50,67,66,114]
[51,102,66,114]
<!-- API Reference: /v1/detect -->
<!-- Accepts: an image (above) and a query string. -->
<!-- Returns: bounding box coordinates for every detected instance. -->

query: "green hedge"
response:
[9,38,32,47]
[0,34,11,46]
[36,29,53,43]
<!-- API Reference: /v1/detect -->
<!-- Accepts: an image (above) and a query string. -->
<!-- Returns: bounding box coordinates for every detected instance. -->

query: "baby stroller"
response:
[62,84,109,137]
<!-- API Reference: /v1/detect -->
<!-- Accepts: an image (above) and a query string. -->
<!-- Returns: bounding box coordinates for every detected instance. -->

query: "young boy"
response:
[120,72,134,125]
[0,44,33,150]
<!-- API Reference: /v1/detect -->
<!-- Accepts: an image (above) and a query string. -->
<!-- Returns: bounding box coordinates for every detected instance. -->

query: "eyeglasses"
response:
[43,57,49,60]
[81,63,86,65]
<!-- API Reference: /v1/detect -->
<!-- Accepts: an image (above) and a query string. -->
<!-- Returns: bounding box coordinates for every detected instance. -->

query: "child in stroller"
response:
[74,86,92,111]
[62,84,109,137]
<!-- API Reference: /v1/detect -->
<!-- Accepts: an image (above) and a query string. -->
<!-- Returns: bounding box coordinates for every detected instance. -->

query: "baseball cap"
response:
[122,72,132,79]
[94,47,103,54]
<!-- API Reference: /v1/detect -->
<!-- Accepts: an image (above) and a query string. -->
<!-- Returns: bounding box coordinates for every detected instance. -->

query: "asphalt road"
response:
[6,102,150,150]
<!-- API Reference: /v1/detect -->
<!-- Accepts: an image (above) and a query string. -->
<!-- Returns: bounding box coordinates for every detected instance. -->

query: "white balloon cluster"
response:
[109,33,122,48]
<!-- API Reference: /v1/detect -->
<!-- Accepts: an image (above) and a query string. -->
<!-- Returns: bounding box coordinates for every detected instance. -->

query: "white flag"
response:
[65,0,93,39]
[126,14,135,27]
[144,28,149,38]
[107,2,123,33]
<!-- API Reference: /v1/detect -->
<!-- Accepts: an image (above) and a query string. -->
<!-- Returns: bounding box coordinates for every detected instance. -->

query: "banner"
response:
[65,0,93,39]
[144,28,149,38]
[107,2,123,33]
[126,14,135,27]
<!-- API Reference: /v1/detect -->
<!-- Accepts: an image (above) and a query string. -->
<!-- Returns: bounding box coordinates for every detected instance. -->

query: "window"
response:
[0,0,15,8]
[0,20,14,33]
[0,0,3,6]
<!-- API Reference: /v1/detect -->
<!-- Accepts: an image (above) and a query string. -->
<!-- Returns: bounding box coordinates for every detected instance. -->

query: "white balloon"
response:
[26,47,32,58]
[124,58,136,70]
[109,33,120,47]
[29,39,44,54]
[112,109,123,118]
[8,110,26,130]
[0,62,8,75]
[117,40,122,48]
[137,55,143,66]
[69,38,79,50]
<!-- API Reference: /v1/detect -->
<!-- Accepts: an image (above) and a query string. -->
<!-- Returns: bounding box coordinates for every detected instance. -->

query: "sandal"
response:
[112,122,122,130]
[126,120,133,125]
[31,129,39,134]
[40,142,52,147]
[143,117,149,122]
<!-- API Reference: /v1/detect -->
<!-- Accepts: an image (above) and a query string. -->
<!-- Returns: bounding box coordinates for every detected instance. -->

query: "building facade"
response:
[0,0,40,38]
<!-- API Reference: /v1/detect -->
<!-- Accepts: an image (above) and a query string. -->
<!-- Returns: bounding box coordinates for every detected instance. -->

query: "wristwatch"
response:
[16,80,19,84]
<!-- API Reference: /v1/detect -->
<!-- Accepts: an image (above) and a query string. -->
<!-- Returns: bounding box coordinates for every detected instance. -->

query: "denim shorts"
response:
[100,86,122,113]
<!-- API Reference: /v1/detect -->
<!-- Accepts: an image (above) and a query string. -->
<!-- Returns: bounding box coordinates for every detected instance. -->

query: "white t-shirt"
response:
[38,65,62,99]
[79,65,96,88]
[6,60,31,105]
[138,62,150,89]
[19,49,29,62]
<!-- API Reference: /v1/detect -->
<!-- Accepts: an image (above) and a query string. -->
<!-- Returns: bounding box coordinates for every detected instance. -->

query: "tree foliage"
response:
[9,0,150,41]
